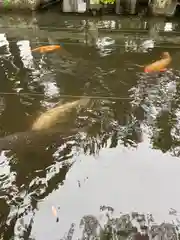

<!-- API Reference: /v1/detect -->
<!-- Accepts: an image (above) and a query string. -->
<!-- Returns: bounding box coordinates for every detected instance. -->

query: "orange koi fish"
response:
[32,45,61,53]
[144,52,171,73]
[52,206,59,222]
[52,206,57,217]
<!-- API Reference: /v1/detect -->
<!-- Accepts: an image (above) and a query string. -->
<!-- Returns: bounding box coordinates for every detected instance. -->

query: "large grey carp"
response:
[31,97,90,131]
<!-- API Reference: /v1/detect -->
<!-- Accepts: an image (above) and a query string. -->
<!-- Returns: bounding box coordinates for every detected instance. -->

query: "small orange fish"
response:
[52,206,57,217]
[32,45,61,53]
[52,206,59,222]
[144,52,171,73]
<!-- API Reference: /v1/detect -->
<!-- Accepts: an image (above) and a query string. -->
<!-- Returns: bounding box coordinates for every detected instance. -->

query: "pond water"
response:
[1,12,180,240]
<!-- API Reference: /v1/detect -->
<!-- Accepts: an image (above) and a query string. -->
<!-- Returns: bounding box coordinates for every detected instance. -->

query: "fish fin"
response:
[144,68,149,73]
[32,48,38,52]
[160,68,167,72]
[144,68,167,73]
[134,64,144,68]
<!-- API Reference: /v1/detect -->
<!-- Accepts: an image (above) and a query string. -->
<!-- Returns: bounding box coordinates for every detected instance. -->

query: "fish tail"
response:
[134,64,145,68]
[32,47,41,53]
[31,48,37,52]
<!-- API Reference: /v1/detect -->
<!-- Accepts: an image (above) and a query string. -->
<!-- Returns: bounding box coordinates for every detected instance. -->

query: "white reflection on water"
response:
[96,37,115,56]
[98,20,116,30]
[41,79,59,100]
[141,39,154,52]
[16,40,60,101]
[17,40,35,70]
[125,39,138,52]
[0,33,10,55]
[164,22,173,32]
[125,38,155,53]
[0,151,11,184]
[30,124,180,240]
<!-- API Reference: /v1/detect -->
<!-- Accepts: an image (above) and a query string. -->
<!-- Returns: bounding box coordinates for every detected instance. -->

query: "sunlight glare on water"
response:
[0,33,10,52]
[17,40,35,70]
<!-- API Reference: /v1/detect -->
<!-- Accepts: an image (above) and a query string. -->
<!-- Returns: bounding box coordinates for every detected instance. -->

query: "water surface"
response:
[0,12,180,240]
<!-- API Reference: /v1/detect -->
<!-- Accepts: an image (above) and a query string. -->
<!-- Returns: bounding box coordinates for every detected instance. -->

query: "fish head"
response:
[162,52,170,59]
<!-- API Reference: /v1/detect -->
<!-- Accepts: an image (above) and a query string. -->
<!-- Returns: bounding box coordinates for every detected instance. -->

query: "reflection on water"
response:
[17,40,34,70]
[1,13,180,239]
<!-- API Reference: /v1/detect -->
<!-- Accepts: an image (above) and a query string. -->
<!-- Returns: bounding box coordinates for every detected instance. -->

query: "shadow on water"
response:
[1,12,180,239]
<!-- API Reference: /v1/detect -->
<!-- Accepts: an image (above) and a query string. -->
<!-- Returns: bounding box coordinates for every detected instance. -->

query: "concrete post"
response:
[115,0,121,14]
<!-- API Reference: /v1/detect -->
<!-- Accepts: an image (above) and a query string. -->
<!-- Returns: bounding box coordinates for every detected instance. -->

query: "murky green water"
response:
[1,12,180,239]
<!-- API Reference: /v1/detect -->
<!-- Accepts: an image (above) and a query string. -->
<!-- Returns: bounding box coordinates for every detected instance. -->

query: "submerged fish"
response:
[0,127,79,152]
[31,98,90,131]
[32,45,61,53]
[144,52,171,73]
